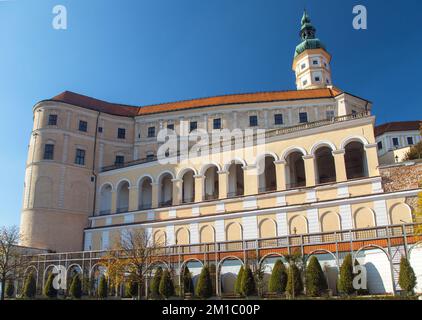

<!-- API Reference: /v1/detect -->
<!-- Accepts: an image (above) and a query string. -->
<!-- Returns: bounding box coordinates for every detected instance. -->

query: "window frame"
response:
[75,148,86,166]
[213,118,222,129]
[43,144,55,160]
[274,114,283,125]
[117,128,126,139]
[48,114,58,126]
[78,120,88,132]
[147,126,156,138]
[299,112,308,124]
[249,115,258,127]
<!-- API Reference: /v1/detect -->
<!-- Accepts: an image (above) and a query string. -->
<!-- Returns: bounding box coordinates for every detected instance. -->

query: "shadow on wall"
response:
[365,262,386,294]
[221,273,237,294]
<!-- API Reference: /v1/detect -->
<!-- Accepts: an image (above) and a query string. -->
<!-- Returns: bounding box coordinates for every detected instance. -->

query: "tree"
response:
[338,254,354,295]
[150,267,163,299]
[268,260,288,294]
[234,265,244,295]
[69,275,82,299]
[159,269,174,299]
[253,261,266,298]
[125,280,138,298]
[195,266,213,299]
[182,266,194,296]
[98,275,108,299]
[23,272,36,299]
[0,226,28,300]
[398,257,416,295]
[404,142,422,161]
[43,272,58,298]
[286,264,303,298]
[241,265,256,297]
[305,256,328,297]
[5,280,14,298]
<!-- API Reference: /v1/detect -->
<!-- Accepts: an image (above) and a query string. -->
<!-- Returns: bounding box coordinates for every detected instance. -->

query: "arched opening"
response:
[219,258,243,295]
[390,203,413,236]
[199,225,215,243]
[138,177,152,210]
[289,215,308,245]
[320,212,341,242]
[226,222,242,251]
[285,151,306,189]
[315,147,336,184]
[99,184,112,215]
[158,173,173,207]
[181,170,195,204]
[258,156,277,193]
[306,252,338,295]
[176,227,190,253]
[344,141,368,180]
[227,161,244,198]
[153,230,167,251]
[204,166,219,200]
[259,218,277,248]
[116,181,130,213]
[354,208,376,239]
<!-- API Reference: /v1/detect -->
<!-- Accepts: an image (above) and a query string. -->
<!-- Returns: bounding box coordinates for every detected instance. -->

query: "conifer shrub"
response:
[234,265,244,295]
[268,260,287,294]
[43,272,58,298]
[125,280,138,298]
[182,266,194,296]
[286,264,303,298]
[305,256,328,297]
[338,254,354,295]
[150,266,163,299]
[159,269,175,299]
[69,275,82,299]
[241,265,256,297]
[23,273,37,299]
[398,257,417,295]
[5,281,15,298]
[195,266,213,299]
[98,275,108,299]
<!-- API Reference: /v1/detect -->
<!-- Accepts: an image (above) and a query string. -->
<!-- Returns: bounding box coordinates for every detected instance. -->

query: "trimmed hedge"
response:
[23,273,36,298]
[286,264,303,298]
[183,266,194,295]
[338,254,354,295]
[241,265,256,297]
[150,267,163,299]
[268,260,287,294]
[305,256,327,297]
[398,257,416,295]
[43,272,57,298]
[98,275,108,299]
[159,269,175,299]
[234,265,244,295]
[69,275,82,299]
[195,266,213,299]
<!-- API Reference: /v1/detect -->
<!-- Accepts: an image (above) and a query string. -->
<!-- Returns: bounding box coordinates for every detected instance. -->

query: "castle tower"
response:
[292,10,333,90]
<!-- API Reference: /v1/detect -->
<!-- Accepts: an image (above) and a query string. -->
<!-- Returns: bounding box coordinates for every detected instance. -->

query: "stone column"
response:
[151,182,159,208]
[194,175,204,202]
[303,155,316,187]
[172,178,182,206]
[332,149,347,182]
[364,143,380,177]
[243,166,258,196]
[218,170,228,199]
[274,159,287,191]
[128,186,139,211]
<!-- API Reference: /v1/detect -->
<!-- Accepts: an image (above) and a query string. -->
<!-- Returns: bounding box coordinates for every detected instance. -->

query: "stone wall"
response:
[380,161,422,193]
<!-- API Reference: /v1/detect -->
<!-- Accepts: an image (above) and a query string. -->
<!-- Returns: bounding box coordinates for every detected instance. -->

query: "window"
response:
[146,153,155,161]
[79,120,88,132]
[75,149,86,165]
[48,114,57,126]
[167,124,174,131]
[147,127,155,138]
[274,114,283,125]
[189,121,197,132]
[392,138,399,147]
[377,141,383,150]
[115,155,125,166]
[299,112,308,123]
[43,144,54,160]
[213,118,221,129]
[313,60,318,65]
[98,127,103,133]
[302,80,308,86]
[326,110,335,119]
[117,128,126,139]
[407,137,414,145]
[315,76,320,82]
[249,115,258,127]
[301,63,306,69]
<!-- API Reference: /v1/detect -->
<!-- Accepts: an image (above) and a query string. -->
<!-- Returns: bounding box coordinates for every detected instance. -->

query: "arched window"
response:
[138,177,152,210]
[227,161,244,198]
[116,181,129,213]
[158,173,173,207]
[181,170,195,204]
[258,156,277,193]
[285,151,306,189]
[345,141,368,180]
[99,184,112,215]
[315,147,336,184]
[204,166,219,200]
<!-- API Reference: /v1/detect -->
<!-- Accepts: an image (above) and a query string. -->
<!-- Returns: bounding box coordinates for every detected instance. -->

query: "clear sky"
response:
[0,0,421,227]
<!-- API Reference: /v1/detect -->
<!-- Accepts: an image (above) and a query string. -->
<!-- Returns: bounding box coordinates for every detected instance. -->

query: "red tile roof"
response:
[375,121,421,137]
[50,87,344,117]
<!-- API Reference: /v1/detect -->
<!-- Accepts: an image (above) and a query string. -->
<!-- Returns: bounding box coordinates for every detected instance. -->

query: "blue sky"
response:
[0,0,421,227]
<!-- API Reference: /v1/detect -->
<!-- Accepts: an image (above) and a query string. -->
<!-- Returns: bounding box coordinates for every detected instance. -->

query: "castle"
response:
[19,12,422,295]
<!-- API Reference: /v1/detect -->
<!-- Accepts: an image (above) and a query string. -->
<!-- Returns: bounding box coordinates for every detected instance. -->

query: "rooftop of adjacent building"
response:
[375,121,422,137]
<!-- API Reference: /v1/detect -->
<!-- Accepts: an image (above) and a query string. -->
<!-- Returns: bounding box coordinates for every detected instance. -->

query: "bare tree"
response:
[0,226,28,300]
[101,228,164,300]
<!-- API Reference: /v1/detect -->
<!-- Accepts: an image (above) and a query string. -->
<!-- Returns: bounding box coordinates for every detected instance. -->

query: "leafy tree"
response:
[125,280,138,298]
[182,266,194,296]
[23,272,36,299]
[98,275,108,299]
[69,275,82,299]
[405,141,422,161]
[338,254,354,295]
[234,265,244,295]
[305,256,327,297]
[150,267,163,299]
[241,265,256,297]
[43,272,57,298]
[195,266,213,299]
[268,260,287,294]
[398,257,417,295]
[5,280,14,298]
[159,269,175,299]
[286,264,303,298]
